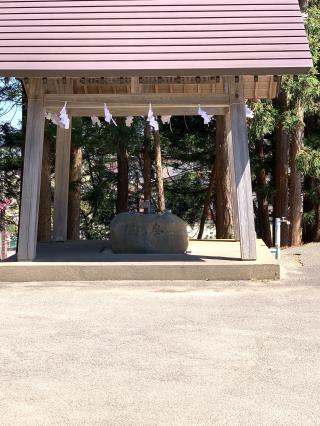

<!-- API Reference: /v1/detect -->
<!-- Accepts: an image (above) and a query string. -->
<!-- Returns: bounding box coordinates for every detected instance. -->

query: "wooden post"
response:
[226,77,257,260]
[143,122,152,207]
[17,79,45,261]
[53,124,72,241]
[215,115,236,239]
[37,120,52,241]
[154,129,166,212]
[225,110,240,241]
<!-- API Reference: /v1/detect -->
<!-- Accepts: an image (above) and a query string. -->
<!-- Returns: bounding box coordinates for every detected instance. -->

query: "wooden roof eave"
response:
[4,64,312,79]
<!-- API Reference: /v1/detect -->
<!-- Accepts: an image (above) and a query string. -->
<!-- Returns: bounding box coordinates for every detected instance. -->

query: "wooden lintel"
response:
[47,106,228,117]
[44,93,229,108]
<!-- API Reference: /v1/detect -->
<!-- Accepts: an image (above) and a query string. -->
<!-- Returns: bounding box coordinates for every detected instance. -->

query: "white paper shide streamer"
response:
[104,104,117,126]
[125,116,134,127]
[45,112,61,127]
[91,116,102,127]
[147,104,159,131]
[245,105,254,119]
[198,105,213,125]
[45,104,70,129]
[59,102,70,129]
[161,115,171,125]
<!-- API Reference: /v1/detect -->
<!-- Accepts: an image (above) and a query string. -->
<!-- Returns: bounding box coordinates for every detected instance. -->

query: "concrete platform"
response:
[1,239,279,282]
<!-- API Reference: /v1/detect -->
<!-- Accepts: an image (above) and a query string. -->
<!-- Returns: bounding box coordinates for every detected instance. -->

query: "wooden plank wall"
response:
[0,0,312,76]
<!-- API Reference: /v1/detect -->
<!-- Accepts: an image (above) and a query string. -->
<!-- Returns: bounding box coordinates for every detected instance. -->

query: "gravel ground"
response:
[0,243,319,426]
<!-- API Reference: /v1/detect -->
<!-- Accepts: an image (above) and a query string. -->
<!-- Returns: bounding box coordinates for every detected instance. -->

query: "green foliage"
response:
[72,117,140,238]
[279,0,320,131]
[160,116,215,224]
[248,100,277,140]
[0,123,23,232]
[281,109,302,132]
[306,1,320,68]
[297,146,320,179]
[164,170,207,227]
[302,210,316,226]
[282,73,320,115]
[161,116,215,165]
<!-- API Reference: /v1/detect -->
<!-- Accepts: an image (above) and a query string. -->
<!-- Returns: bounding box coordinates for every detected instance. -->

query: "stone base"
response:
[1,240,280,282]
[110,212,189,254]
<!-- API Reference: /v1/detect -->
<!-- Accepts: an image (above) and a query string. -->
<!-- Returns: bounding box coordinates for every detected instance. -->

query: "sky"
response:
[0,101,21,128]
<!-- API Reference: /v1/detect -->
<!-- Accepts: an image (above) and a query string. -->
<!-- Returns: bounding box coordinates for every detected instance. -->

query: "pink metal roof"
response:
[0,0,313,77]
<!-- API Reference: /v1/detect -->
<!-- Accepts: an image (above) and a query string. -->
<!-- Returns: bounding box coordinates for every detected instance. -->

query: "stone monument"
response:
[110,211,189,254]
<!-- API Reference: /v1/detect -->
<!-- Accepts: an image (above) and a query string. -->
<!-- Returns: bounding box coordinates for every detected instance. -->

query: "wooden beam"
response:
[130,77,141,94]
[47,107,227,117]
[17,78,45,261]
[226,76,257,260]
[44,93,229,108]
[43,75,278,99]
[53,125,72,241]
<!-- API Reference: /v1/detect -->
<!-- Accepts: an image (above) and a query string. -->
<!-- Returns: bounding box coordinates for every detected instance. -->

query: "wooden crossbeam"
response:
[45,93,229,116]
[47,106,227,117]
[44,93,230,108]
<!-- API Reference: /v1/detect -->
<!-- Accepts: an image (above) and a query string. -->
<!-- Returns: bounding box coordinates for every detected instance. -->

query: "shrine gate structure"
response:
[0,0,312,262]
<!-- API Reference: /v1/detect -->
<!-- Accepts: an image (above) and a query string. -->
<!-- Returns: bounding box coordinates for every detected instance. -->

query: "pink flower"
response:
[0,199,12,212]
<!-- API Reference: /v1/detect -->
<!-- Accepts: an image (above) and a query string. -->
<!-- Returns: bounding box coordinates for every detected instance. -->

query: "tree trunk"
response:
[143,123,152,207]
[135,172,141,212]
[67,144,82,240]
[256,139,272,247]
[314,202,320,242]
[302,176,314,243]
[154,130,166,212]
[116,118,129,214]
[37,121,52,241]
[197,161,215,240]
[274,91,289,247]
[215,115,234,239]
[289,104,304,246]
[299,0,308,12]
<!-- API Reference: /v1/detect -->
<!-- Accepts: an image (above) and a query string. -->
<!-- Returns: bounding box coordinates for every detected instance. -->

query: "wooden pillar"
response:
[225,110,240,241]
[154,130,166,212]
[226,77,257,260]
[53,124,72,241]
[17,79,45,261]
[37,120,52,241]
